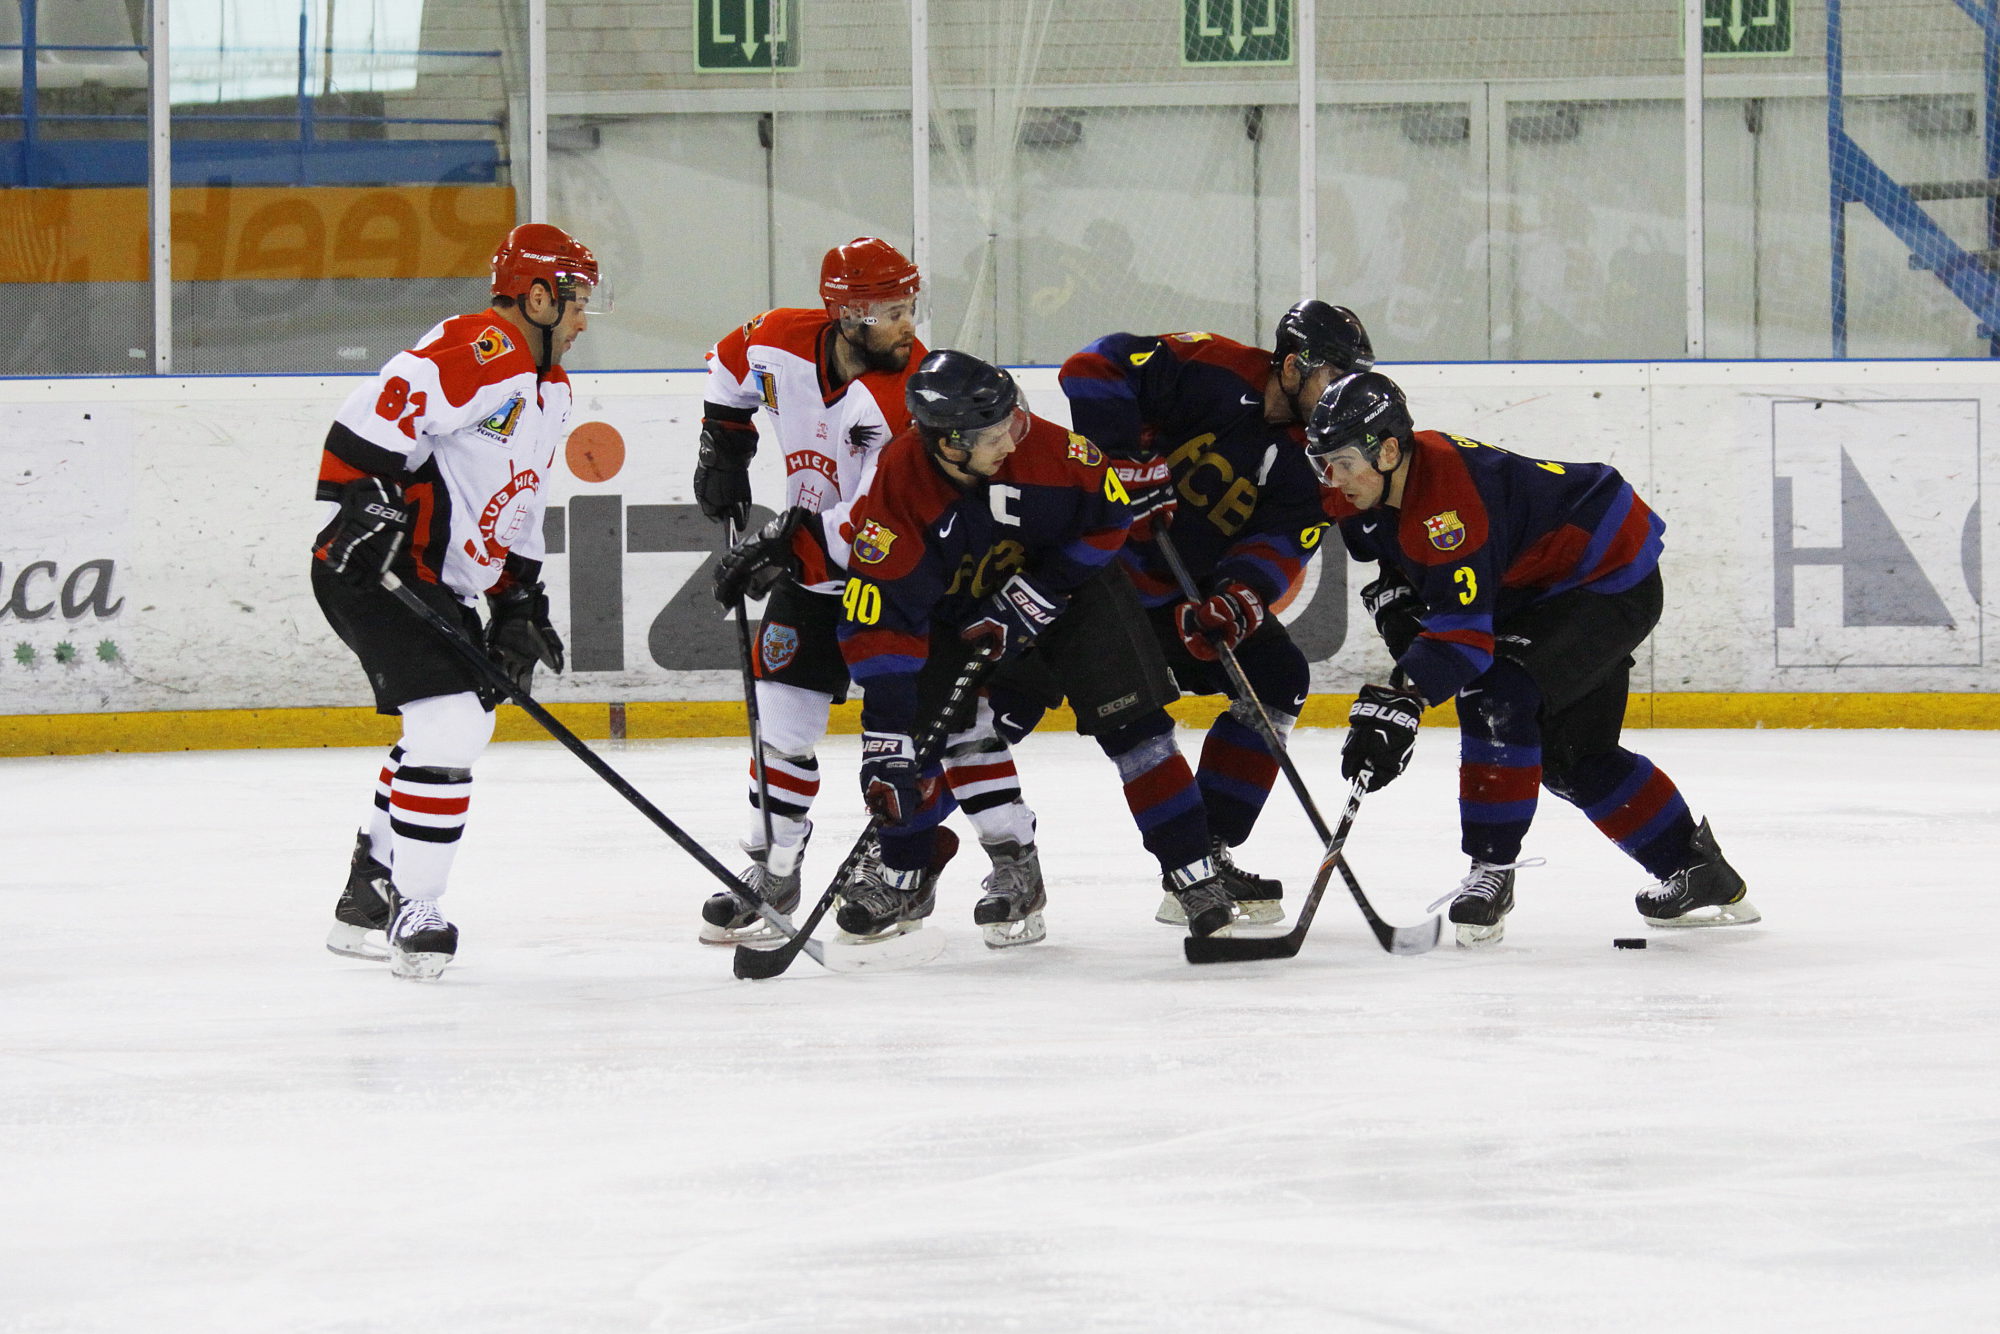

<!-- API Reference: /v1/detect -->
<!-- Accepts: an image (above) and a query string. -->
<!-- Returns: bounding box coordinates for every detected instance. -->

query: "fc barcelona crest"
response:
[852,519,897,564]
[1424,510,1467,551]
[1066,434,1103,467]
[760,622,800,672]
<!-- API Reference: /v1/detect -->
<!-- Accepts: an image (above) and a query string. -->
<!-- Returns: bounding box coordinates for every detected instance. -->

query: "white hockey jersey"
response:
[703,307,923,591]
[319,311,571,603]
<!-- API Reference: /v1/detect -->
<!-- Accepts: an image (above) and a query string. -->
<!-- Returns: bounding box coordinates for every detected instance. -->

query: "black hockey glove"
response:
[1359,564,1423,658]
[317,476,412,587]
[485,560,565,694]
[1109,452,1177,542]
[694,415,758,526]
[961,572,1066,663]
[859,731,926,825]
[1342,681,1424,792]
[713,508,805,606]
[1175,580,1266,662]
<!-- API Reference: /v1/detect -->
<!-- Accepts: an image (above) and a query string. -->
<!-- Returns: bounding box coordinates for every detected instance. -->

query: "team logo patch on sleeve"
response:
[472,326,515,364]
[478,394,525,440]
[760,623,800,672]
[851,519,898,564]
[756,370,779,411]
[1065,433,1103,467]
[1424,510,1468,551]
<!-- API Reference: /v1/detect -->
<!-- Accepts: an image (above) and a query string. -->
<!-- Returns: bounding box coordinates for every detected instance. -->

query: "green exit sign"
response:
[1703,0,1791,57]
[1184,0,1292,67]
[695,0,799,72]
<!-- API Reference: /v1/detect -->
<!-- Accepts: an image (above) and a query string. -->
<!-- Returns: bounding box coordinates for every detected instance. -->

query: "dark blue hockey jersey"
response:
[1328,430,1665,706]
[1058,330,1330,606]
[835,414,1135,734]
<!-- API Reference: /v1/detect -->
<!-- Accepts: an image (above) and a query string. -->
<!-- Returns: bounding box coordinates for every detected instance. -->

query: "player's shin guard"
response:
[1457,661,1544,865]
[385,764,473,901]
[744,746,817,854]
[942,702,1037,849]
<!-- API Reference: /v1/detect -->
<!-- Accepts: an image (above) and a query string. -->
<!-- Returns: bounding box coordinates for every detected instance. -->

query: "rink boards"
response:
[1,359,1995,751]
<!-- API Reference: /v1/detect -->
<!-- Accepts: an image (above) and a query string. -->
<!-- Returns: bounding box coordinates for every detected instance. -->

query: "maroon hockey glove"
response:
[316,476,411,587]
[860,731,925,825]
[1175,581,1265,662]
[961,572,1065,663]
[694,414,758,525]
[1342,682,1424,792]
[1110,453,1177,542]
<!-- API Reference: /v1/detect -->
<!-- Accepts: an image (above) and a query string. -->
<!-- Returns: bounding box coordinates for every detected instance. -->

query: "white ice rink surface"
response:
[4,726,1997,1333]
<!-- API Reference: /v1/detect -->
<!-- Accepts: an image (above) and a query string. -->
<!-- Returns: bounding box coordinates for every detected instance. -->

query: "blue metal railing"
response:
[2,0,507,188]
[1828,0,2000,356]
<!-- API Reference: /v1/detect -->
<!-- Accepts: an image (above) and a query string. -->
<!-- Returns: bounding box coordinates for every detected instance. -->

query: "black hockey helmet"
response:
[1304,371,1412,478]
[905,349,1021,446]
[1272,300,1375,375]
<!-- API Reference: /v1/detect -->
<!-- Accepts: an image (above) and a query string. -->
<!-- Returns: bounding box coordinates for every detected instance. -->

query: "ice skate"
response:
[835,827,958,942]
[1638,819,1759,927]
[326,831,394,961]
[386,894,458,981]
[699,827,809,945]
[1438,860,1524,948]
[1163,856,1236,938]
[1155,839,1283,927]
[973,838,1047,949]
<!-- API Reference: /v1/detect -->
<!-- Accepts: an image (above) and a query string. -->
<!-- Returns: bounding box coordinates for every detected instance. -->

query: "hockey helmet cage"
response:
[905,349,1020,444]
[491,223,601,303]
[1305,371,1412,469]
[1273,300,1375,374]
[821,237,921,317]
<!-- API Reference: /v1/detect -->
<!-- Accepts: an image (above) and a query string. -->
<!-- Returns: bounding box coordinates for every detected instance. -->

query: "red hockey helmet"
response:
[491,223,600,303]
[820,237,920,320]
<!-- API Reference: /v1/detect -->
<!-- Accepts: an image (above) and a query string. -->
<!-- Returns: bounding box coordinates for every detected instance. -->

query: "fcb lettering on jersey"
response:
[852,519,898,565]
[1058,329,1332,611]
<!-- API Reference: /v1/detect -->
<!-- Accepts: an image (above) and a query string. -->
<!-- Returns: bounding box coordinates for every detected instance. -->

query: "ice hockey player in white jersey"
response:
[312,222,598,980]
[693,239,1045,950]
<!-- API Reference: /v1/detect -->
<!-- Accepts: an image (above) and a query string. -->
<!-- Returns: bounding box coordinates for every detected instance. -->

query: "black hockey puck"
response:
[1613,938,1647,949]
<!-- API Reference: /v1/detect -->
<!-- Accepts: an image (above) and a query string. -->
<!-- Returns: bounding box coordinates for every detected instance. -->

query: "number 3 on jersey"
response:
[1455,566,1478,605]
[842,577,882,626]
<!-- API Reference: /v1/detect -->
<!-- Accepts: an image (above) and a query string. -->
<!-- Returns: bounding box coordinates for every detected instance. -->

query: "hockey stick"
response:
[724,515,778,859]
[1153,532,1441,959]
[733,653,989,981]
[368,565,825,966]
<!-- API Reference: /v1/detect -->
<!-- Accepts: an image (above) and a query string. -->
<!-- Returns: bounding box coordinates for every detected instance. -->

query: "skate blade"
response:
[825,925,947,972]
[390,950,454,981]
[979,911,1048,950]
[326,922,390,962]
[1643,897,1761,928]
[1455,919,1506,948]
[1154,893,1282,927]
[698,920,786,946]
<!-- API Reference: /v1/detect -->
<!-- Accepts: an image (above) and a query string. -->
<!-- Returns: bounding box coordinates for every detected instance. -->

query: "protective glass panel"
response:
[547,1,914,371]
[0,0,152,373]
[169,0,521,373]
[929,1,1297,366]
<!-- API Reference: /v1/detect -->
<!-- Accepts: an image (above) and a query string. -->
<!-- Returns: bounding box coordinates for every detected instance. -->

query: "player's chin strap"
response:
[524,283,571,378]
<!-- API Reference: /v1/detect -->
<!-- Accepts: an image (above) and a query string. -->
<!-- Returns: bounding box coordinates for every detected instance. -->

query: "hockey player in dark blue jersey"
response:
[1310,370,1757,946]
[1058,300,1373,926]
[824,350,1243,943]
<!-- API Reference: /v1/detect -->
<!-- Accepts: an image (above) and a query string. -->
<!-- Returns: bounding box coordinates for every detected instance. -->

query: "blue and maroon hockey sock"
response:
[1546,749,1697,879]
[1098,714,1209,870]
[1196,711,1279,849]
[1457,662,1543,865]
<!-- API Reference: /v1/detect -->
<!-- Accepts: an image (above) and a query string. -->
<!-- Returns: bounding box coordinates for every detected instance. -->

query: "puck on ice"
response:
[1613,938,1647,949]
